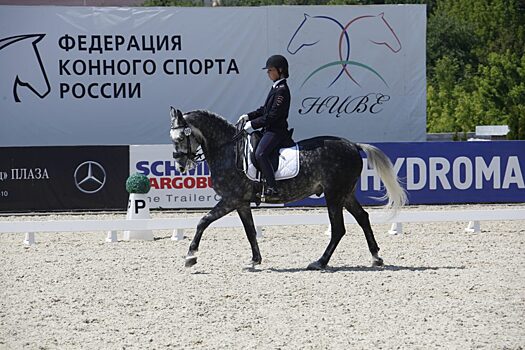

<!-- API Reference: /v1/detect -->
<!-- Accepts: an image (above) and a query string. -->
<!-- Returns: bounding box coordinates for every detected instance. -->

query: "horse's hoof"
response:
[185,256,198,267]
[372,257,384,267]
[243,259,261,270]
[306,261,325,270]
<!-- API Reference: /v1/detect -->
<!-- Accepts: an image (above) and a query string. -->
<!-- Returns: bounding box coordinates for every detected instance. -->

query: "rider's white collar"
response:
[272,78,285,88]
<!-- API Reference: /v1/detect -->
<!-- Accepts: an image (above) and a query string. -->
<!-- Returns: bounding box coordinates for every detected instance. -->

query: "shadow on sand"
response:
[261,264,466,273]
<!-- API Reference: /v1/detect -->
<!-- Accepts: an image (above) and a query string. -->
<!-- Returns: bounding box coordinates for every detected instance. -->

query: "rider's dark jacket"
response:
[247,79,290,136]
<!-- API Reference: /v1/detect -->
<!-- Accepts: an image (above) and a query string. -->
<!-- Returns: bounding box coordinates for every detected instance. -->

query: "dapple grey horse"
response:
[169,107,407,270]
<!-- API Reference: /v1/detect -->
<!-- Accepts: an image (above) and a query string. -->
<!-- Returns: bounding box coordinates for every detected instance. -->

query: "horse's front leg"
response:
[237,204,262,268]
[185,199,236,267]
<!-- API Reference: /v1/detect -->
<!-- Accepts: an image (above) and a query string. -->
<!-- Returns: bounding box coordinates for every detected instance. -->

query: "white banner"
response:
[0,5,426,146]
[129,145,220,208]
[269,5,427,142]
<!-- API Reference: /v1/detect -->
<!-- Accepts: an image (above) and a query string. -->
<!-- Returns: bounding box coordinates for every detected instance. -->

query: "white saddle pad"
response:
[243,135,300,182]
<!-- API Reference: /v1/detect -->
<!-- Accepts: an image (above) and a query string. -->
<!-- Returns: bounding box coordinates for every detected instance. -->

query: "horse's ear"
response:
[170,107,185,126]
[304,13,310,20]
[176,109,185,125]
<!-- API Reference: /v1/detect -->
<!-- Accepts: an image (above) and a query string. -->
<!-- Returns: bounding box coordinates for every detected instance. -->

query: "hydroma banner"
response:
[0,5,426,146]
[290,141,525,206]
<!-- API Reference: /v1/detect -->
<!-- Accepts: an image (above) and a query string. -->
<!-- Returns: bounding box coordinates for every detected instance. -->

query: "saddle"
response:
[235,125,299,183]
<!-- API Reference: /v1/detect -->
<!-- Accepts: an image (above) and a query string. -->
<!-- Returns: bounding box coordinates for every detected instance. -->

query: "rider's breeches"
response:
[255,131,282,188]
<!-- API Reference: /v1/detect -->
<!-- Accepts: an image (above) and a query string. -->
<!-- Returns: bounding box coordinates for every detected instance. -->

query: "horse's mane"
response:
[185,109,236,134]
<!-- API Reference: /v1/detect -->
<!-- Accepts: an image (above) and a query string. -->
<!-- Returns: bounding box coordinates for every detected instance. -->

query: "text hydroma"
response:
[362,156,524,191]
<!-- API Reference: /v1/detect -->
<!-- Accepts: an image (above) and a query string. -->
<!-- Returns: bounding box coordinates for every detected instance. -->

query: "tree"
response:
[435,0,525,59]
[426,12,478,81]
[473,52,525,138]
[427,0,525,139]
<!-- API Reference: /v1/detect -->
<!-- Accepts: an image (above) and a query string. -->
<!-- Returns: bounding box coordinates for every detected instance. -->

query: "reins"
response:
[232,120,247,142]
[233,120,249,172]
[171,120,243,164]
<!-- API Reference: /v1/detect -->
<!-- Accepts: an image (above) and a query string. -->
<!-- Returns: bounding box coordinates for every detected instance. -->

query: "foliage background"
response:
[144,0,525,139]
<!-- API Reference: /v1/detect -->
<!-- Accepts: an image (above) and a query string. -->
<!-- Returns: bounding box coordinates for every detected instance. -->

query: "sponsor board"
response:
[0,146,129,212]
[287,141,525,206]
[2,141,520,212]
[130,145,220,208]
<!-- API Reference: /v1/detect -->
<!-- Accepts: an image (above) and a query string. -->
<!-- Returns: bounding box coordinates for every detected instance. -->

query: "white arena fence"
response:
[0,208,524,245]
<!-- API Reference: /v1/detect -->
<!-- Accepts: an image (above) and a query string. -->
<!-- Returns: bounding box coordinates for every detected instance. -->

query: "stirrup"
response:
[264,187,279,196]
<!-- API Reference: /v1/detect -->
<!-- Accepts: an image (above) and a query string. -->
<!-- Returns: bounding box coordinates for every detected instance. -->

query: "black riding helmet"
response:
[263,54,289,78]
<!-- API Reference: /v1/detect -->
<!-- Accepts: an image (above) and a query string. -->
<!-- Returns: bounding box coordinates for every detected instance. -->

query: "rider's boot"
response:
[264,186,279,196]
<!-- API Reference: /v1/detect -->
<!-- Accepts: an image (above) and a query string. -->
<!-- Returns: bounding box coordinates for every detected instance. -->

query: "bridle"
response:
[170,122,204,163]
[171,118,241,165]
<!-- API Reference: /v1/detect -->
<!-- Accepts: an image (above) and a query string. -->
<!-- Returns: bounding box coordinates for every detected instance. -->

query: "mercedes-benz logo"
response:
[74,161,106,194]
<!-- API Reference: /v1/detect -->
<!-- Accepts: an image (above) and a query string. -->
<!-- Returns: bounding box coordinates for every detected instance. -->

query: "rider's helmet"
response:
[263,54,289,78]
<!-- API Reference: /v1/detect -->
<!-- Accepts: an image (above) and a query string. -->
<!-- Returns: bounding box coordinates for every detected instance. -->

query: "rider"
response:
[238,54,292,197]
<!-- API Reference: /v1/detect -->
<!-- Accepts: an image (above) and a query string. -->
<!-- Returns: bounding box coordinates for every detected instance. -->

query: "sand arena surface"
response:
[0,204,524,349]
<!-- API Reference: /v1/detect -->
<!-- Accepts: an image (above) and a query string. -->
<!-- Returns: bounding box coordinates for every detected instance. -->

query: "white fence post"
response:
[465,221,481,233]
[171,229,184,241]
[388,222,403,235]
[105,230,118,243]
[24,232,35,245]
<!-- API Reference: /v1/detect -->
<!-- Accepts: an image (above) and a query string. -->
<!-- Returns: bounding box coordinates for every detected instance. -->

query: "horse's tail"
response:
[357,143,407,211]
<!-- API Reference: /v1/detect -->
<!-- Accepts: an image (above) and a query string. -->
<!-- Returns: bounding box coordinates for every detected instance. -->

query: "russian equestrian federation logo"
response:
[287,13,402,88]
[74,161,107,194]
[0,34,51,102]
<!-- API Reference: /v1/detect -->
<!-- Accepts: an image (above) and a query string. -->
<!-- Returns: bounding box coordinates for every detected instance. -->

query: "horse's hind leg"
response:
[237,204,262,267]
[345,195,384,267]
[307,196,345,270]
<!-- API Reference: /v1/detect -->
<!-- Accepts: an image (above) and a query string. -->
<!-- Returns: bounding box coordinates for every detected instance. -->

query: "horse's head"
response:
[367,13,402,53]
[287,14,321,55]
[169,106,204,173]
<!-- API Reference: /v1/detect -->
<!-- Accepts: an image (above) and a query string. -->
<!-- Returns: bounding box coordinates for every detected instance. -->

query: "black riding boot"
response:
[264,184,279,196]
[255,161,278,196]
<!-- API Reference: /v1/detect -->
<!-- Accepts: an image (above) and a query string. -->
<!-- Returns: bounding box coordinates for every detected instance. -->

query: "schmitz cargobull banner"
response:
[129,144,222,209]
[0,5,426,146]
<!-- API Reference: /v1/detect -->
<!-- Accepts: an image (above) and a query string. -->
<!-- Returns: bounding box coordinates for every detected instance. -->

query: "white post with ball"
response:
[122,173,154,241]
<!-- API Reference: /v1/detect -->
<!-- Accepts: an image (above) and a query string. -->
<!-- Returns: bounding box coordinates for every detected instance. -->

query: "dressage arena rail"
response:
[0,208,524,245]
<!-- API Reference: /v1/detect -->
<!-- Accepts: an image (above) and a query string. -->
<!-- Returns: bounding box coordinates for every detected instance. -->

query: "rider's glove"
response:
[244,121,255,134]
[237,114,249,123]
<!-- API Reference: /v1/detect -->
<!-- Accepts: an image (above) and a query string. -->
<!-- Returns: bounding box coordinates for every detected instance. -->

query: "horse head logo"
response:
[287,13,402,88]
[0,34,51,102]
